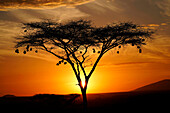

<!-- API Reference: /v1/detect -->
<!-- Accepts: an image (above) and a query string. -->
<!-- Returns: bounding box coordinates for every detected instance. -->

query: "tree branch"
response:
[87,50,104,80]
[41,45,66,60]
[69,62,81,85]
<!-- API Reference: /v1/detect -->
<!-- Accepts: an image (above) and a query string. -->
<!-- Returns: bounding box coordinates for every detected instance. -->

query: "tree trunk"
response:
[81,88,88,112]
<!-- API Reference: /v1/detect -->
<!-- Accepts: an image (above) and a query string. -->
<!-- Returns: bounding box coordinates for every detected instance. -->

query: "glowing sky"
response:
[0,0,170,96]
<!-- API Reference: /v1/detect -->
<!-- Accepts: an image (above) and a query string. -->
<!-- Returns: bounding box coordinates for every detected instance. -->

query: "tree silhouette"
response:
[14,19,154,112]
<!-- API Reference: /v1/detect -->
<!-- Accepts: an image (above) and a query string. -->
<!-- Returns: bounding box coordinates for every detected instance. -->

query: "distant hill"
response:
[134,79,170,92]
[1,88,170,112]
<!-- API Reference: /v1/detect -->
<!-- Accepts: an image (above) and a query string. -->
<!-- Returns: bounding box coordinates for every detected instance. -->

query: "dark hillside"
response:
[134,79,170,92]
[86,91,170,112]
[1,80,170,112]
[0,94,81,112]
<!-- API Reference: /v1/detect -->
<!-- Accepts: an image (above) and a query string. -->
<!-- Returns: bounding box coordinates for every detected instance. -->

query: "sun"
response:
[82,81,86,88]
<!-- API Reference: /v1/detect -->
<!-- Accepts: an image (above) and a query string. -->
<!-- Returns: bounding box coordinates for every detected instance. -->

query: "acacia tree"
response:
[14,19,154,111]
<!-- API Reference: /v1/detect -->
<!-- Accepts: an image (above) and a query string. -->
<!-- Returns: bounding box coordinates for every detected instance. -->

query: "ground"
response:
[0,91,170,113]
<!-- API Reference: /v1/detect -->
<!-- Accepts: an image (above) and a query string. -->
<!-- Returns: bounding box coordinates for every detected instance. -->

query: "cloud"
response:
[156,0,170,16]
[0,0,93,10]
[113,62,153,66]
[77,0,170,26]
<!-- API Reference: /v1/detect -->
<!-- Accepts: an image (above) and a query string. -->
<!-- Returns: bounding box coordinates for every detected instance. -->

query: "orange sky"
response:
[0,0,170,96]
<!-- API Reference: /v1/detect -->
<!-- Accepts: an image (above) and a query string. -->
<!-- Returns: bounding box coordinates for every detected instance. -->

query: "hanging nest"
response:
[26,45,29,51]
[92,48,95,53]
[23,50,26,54]
[15,49,19,53]
[137,46,140,49]
[56,63,59,66]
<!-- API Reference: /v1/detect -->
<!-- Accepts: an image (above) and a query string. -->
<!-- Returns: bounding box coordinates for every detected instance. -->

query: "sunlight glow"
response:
[82,81,86,88]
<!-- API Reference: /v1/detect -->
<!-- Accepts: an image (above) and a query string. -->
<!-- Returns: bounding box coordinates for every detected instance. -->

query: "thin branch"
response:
[76,62,80,77]
[69,63,81,84]
[87,50,104,80]
[81,46,89,63]
[41,45,66,60]
[51,39,65,49]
